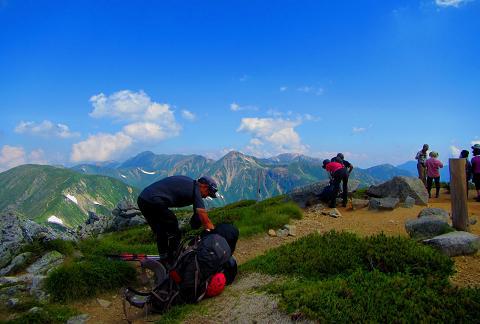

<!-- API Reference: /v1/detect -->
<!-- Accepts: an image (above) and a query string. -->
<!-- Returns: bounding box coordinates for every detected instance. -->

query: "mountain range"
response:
[72,151,415,204]
[0,151,423,228]
[0,164,138,227]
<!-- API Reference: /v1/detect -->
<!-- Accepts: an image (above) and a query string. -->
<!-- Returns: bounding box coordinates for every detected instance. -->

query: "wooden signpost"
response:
[449,158,469,231]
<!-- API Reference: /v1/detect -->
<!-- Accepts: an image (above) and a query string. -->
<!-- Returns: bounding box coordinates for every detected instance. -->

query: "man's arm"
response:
[196,208,214,230]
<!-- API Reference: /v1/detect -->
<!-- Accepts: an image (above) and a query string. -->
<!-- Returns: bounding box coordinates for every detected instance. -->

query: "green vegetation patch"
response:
[2,304,79,324]
[44,257,136,302]
[208,196,302,237]
[243,231,454,279]
[243,231,474,321]
[264,270,480,323]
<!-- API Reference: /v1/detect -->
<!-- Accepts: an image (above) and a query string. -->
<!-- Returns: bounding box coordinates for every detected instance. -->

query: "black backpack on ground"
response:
[123,230,235,318]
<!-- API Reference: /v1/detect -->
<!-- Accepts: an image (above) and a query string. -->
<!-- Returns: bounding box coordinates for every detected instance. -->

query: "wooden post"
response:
[449,158,469,231]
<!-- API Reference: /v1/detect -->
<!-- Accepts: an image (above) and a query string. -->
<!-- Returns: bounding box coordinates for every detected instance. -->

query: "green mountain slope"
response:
[0,164,138,227]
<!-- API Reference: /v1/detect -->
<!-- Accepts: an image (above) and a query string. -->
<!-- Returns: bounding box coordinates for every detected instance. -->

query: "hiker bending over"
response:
[322,159,348,208]
[137,175,219,264]
[415,144,429,187]
[425,151,443,198]
[335,153,353,207]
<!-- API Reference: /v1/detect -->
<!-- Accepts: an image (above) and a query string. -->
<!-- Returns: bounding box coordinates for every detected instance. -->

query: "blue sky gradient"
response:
[1,0,479,170]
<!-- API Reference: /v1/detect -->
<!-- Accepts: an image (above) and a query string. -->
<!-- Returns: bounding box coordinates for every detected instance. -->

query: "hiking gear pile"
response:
[123,223,238,319]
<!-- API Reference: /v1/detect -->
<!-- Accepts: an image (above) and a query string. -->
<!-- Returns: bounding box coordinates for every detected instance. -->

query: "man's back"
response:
[139,175,204,209]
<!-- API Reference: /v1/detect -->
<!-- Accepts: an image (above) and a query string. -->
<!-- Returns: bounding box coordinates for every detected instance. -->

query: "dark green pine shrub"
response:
[243,231,454,280]
[264,270,480,323]
[44,257,136,302]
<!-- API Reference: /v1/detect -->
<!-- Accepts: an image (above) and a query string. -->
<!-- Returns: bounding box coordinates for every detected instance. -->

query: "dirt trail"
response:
[74,190,480,323]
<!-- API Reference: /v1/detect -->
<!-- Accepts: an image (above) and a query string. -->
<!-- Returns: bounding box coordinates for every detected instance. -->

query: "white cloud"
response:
[72,90,182,162]
[237,117,308,156]
[89,90,180,127]
[0,145,48,172]
[435,0,471,7]
[181,110,196,121]
[70,132,133,162]
[15,120,79,138]
[123,122,180,141]
[450,145,461,157]
[280,86,288,92]
[297,86,324,96]
[352,127,367,133]
[230,102,258,112]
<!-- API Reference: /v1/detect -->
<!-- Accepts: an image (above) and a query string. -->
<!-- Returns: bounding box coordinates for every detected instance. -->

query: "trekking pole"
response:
[107,253,162,262]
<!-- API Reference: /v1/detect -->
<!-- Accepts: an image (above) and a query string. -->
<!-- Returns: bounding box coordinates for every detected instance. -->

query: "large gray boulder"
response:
[289,180,360,208]
[369,197,400,210]
[0,212,27,269]
[26,251,64,275]
[405,216,454,240]
[418,208,449,221]
[367,176,428,206]
[1,211,75,269]
[0,252,33,276]
[423,232,480,257]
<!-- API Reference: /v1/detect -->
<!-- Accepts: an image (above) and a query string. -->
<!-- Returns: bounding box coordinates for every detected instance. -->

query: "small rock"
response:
[26,251,64,275]
[6,298,19,308]
[96,298,112,308]
[424,231,480,257]
[268,229,277,237]
[28,306,43,313]
[276,229,289,238]
[67,314,90,324]
[418,208,449,221]
[284,224,297,236]
[351,199,369,210]
[402,196,416,208]
[0,252,33,276]
[369,197,400,210]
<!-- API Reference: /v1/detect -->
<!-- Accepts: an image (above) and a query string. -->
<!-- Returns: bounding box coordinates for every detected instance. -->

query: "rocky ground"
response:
[70,189,480,323]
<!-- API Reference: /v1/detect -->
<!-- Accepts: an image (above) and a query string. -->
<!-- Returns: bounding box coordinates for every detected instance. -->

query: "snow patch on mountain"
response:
[138,168,156,175]
[65,194,78,204]
[120,174,127,179]
[48,215,64,225]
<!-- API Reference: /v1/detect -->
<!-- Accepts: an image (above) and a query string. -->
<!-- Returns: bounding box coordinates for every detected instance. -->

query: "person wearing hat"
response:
[334,153,354,207]
[471,144,480,202]
[415,144,429,187]
[459,150,472,198]
[137,175,219,263]
[322,159,348,208]
[425,151,443,198]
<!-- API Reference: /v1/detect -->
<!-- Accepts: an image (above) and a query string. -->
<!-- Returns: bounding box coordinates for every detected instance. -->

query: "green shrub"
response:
[243,231,454,280]
[4,304,78,324]
[44,257,136,302]
[79,225,157,257]
[20,239,76,257]
[264,270,480,323]
[208,196,302,237]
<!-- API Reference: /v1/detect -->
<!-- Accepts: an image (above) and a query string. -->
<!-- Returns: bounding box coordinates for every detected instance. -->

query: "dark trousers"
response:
[137,197,181,260]
[427,177,440,198]
[330,168,348,207]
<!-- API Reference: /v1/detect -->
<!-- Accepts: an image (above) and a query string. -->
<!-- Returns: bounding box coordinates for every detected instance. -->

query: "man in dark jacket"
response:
[137,175,219,263]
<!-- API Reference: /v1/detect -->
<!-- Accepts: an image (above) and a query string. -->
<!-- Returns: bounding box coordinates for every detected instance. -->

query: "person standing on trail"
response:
[137,175,219,264]
[335,153,353,207]
[322,159,348,208]
[415,144,429,187]
[425,151,443,199]
[460,150,472,198]
[471,144,480,202]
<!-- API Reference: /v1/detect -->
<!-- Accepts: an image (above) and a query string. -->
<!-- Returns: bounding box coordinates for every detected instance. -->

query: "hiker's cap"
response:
[472,144,480,150]
[322,159,330,169]
[198,176,218,198]
[423,144,429,150]
[337,153,344,160]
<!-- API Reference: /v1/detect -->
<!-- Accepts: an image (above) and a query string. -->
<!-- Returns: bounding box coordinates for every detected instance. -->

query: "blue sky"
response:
[0,0,479,170]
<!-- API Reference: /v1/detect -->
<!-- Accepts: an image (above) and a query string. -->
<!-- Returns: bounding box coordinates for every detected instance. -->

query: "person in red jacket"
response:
[322,159,348,208]
[425,151,443,198]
